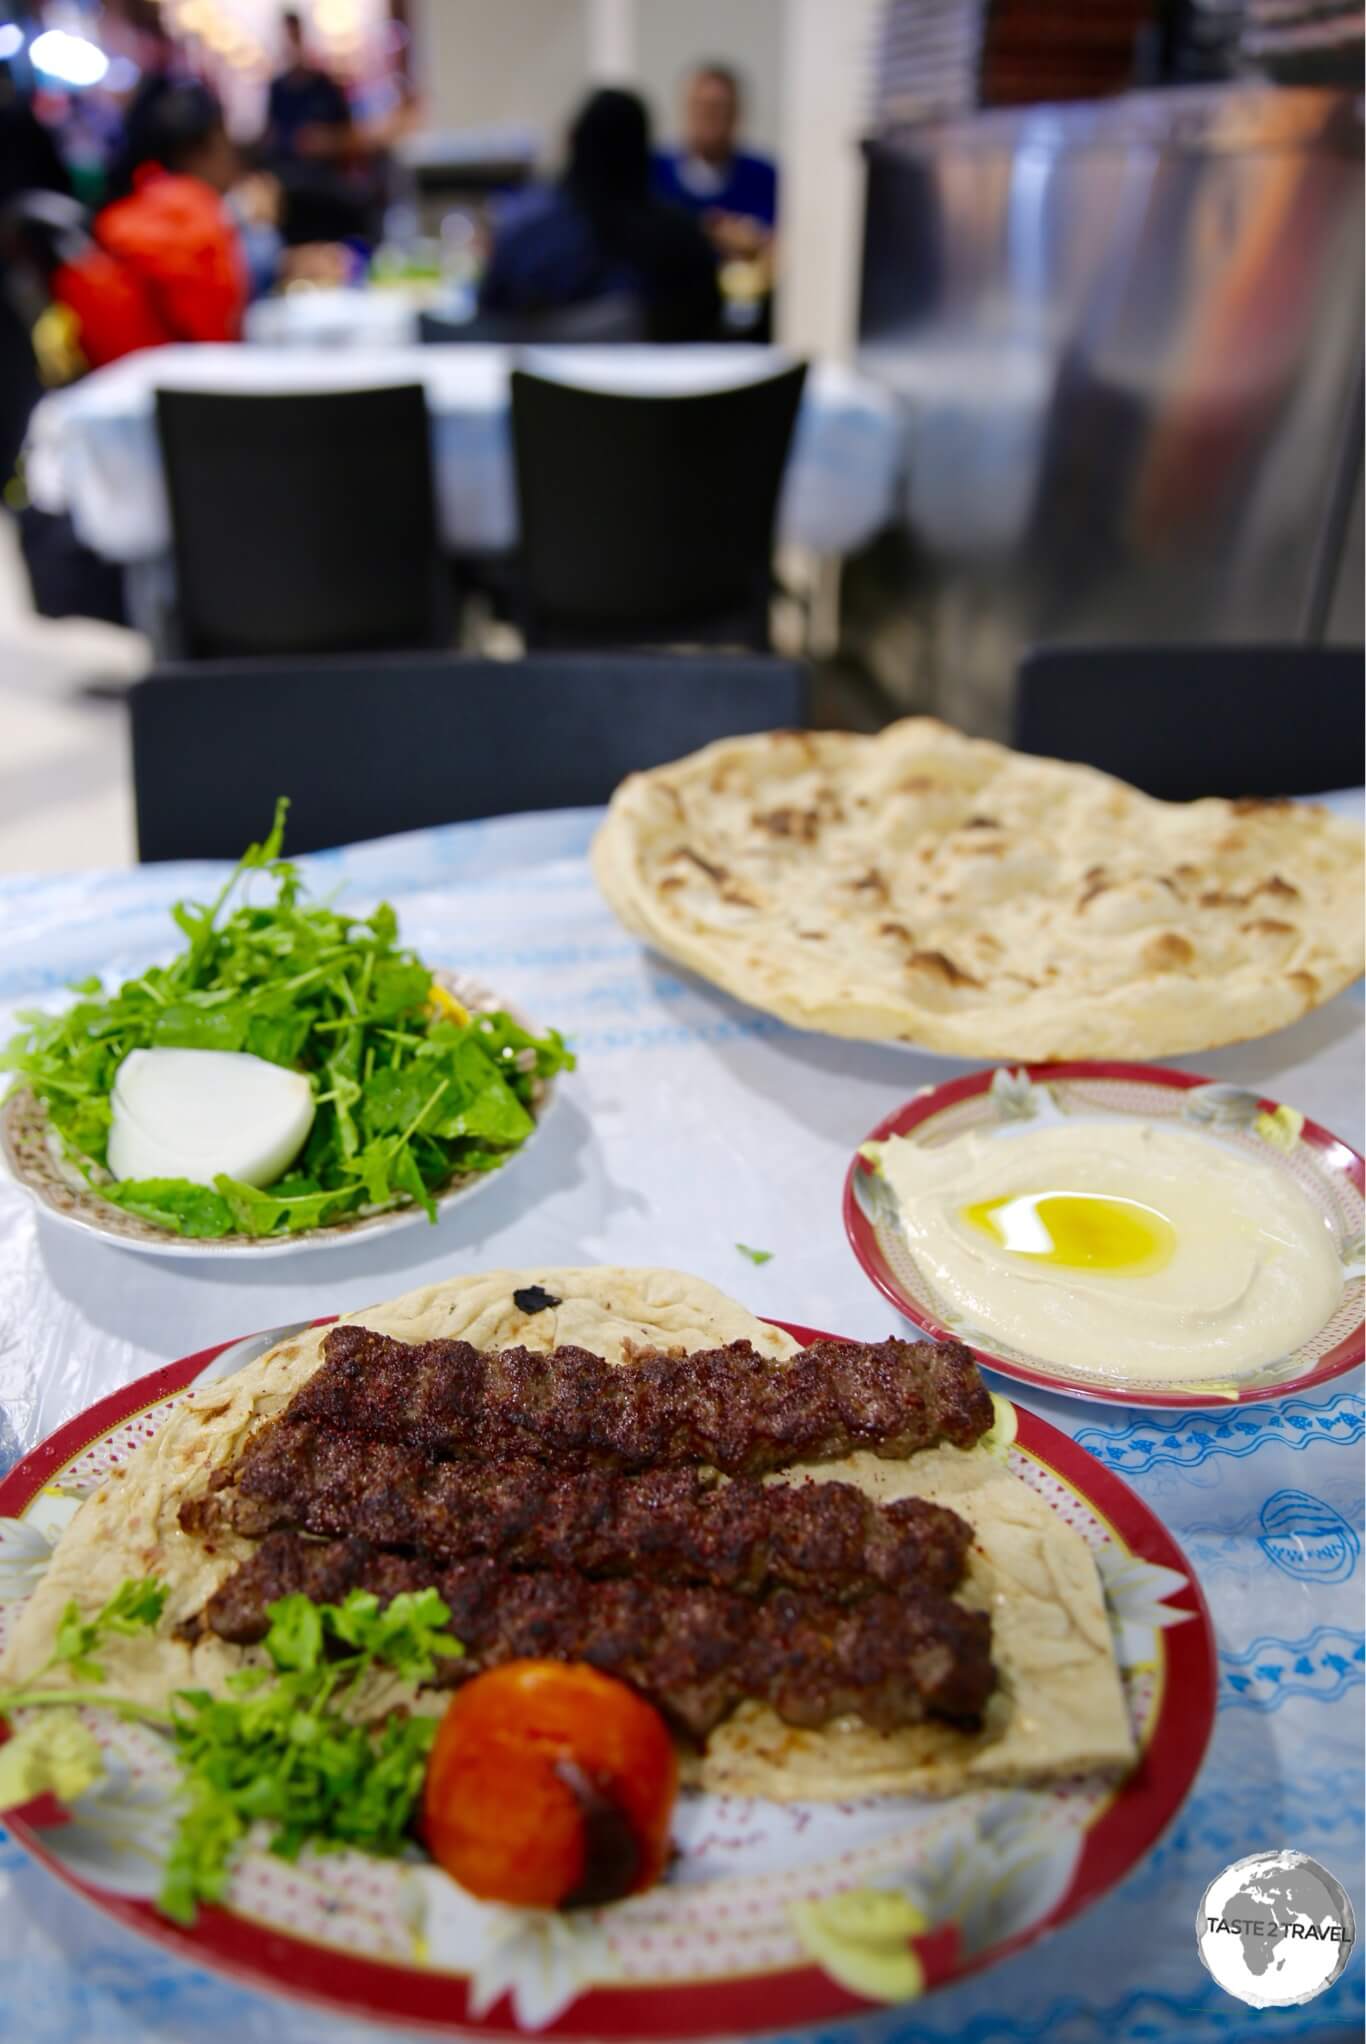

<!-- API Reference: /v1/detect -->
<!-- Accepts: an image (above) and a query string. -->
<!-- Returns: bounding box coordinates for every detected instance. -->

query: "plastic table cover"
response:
[0,805,1361,2044]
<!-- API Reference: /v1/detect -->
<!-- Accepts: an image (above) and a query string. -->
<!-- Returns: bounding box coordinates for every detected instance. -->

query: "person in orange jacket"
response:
[53,77,248,368]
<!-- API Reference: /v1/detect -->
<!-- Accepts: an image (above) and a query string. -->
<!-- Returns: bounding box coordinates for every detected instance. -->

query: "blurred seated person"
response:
[51,78,247,368]
[653,63,777,264]
[480,88,720,342]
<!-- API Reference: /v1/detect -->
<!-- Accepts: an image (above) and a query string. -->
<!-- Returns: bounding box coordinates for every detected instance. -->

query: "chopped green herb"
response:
[1,799,574,1239]
[735,1243,774,1265]
[51,1578,169,1685]
[0,1576,464,1929]
[0,1576,171,1727]
[161,1587,463,1922]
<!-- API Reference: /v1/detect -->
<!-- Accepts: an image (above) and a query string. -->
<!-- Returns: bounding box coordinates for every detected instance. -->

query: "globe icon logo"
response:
[1197,1850,1356,2009]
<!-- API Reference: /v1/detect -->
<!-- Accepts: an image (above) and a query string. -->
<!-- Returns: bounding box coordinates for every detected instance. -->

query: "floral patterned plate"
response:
[845,1062,1365,1412]
[0,1319,1215,2038]
[0,971,561,1260]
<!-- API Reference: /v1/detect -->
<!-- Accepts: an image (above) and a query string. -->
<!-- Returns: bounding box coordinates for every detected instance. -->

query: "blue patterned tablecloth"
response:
[0,809,1360,2044]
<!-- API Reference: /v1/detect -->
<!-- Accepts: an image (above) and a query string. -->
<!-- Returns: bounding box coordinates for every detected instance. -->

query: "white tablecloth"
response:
[25,343,905,562]
[0,805,1362,2044]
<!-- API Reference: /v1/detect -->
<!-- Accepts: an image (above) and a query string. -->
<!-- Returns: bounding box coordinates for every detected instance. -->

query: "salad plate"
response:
[0,968,562,1260]
[0,807,572,1257]
[845,1063,1365,1410]
[0,1312,1215,2038]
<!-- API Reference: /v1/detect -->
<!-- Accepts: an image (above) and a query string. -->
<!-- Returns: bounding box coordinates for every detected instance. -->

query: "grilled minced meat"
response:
[241,1323,994,1473]
[203,1534,995,1740]
[186,1446,973,1602]
[188,1327,997,1737]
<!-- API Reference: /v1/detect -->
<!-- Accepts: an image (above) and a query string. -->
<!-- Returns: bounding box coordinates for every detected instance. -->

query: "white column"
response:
[586,0,637,82]
[777,0,881,361]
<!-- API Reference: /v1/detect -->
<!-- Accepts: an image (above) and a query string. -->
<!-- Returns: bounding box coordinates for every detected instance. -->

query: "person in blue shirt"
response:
[653,63,777,263]
[480,89,720,342]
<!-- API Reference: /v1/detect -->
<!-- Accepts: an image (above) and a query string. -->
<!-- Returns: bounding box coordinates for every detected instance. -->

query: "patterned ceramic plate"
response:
[0,972,560,1260]
[845,1063,1365,1412]
[0,1319,1215,2039]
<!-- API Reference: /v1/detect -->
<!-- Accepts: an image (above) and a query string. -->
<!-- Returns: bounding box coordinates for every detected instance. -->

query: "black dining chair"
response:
[1013,643,1365,801]
[129,650,809,860]
[154,385,450,659]
[508,362,807,652]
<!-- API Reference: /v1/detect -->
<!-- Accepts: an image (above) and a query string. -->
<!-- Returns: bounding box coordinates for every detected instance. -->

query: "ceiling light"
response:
[30,28,110,87]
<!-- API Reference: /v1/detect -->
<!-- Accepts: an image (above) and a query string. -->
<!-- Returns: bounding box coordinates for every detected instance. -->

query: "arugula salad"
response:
[0,803,574,1240]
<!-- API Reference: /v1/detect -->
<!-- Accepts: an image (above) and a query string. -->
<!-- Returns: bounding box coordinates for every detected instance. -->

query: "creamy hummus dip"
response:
[868,1119,1343,1383]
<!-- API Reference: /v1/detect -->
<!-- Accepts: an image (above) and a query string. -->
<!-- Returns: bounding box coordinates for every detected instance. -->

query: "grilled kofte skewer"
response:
[258,1325,994,1474]
[185,1441,974,1602]
[203,1533,994,1740]
[186,1326,997,1738]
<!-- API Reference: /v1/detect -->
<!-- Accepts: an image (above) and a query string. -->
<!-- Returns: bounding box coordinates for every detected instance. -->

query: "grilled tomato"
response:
[422,1660,677,1908]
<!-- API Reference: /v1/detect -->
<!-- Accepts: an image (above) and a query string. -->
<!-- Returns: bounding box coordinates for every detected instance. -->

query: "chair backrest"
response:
[1013,642,1365,800]
[154,384,447,659]
[129,650,810,860]
[509,362,807,649]
[419,294,645,346]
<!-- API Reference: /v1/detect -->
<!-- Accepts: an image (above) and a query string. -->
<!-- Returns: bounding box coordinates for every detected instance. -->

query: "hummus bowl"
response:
[845,1063,1364,1410]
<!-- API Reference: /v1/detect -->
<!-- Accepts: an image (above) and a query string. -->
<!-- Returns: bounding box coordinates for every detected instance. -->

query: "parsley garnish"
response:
[52,1577,169,1681]
[0,1577,464,1928]
[0,798,574,1239]
[161,1587,463,1924]
[736,1243,774,1265]
[0,1577,170,1708]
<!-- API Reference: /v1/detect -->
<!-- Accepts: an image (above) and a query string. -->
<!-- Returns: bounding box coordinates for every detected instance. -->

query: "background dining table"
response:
[0,802,1361,2044]
[23,342,905,568]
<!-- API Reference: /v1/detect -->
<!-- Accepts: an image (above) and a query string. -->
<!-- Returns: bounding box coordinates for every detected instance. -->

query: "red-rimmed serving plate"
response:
[0,1319,1216,2038]
[845,1062,1365,1412]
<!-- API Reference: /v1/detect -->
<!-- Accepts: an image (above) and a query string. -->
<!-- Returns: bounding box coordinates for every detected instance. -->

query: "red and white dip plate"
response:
[0,1319,1215,2038]
[845,1064,1365,1412]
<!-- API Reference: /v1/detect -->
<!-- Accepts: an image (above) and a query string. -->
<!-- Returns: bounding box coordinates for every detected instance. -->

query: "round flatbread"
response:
[591,719,1364,1058]
[2,1267,1132,1797]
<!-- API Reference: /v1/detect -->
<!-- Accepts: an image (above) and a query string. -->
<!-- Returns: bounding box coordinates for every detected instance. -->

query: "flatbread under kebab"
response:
[2,1267,1134,1798]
